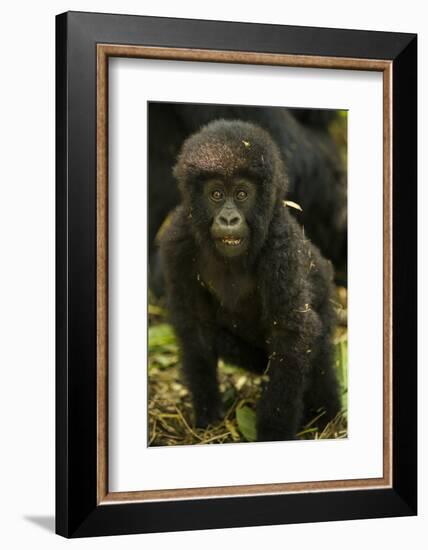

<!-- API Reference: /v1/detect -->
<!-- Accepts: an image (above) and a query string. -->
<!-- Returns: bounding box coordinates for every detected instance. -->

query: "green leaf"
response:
[151,354,178,369]
[339,340,348,386]
[335,338,348,410]
[148,303,165,317]
[220,361,247,375]
[222,387,237,409]
[236,406,257,442]
[148,323,177,351]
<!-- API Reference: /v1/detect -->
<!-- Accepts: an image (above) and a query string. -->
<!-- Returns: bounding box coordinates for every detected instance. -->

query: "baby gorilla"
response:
[160,119,341,441]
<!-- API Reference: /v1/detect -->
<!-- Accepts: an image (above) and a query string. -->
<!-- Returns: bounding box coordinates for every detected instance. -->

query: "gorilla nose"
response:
[219,211,241,227]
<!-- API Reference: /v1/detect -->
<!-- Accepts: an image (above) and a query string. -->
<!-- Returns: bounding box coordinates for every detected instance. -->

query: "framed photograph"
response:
[56,11,417,537]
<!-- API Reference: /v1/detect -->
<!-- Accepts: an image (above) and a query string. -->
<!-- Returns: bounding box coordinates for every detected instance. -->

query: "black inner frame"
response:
[56,11,417,538]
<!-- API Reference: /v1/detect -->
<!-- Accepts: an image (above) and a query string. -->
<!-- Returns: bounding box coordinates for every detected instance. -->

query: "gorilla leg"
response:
[177,324,222,428]
[302,338,342,430]
[256,358,307,441]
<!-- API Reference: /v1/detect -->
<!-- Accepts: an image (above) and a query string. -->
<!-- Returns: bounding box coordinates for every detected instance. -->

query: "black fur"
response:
[160,120,341,441]
[149,103,347,284]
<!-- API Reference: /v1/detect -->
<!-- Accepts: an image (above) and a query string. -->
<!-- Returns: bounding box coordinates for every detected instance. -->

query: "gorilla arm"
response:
[160,208,222,427]
[256,211,322,440]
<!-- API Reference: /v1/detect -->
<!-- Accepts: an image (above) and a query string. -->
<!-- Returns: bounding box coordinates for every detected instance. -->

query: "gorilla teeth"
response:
[222,237,241,246]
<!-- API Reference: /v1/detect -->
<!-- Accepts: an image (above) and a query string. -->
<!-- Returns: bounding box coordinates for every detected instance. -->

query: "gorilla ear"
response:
[173,155,188,189]
[173,149,195,184]
[173,156,194,199]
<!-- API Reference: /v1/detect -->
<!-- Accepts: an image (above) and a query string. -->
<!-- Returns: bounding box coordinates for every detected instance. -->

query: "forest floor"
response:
[148,286,348,447]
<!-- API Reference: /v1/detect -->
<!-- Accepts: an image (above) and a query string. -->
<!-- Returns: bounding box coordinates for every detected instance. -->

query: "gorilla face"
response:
[204,176,256,258]
[173,119,287,262]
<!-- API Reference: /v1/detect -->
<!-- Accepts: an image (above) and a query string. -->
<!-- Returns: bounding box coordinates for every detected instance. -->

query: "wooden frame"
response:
[56,11,417,537]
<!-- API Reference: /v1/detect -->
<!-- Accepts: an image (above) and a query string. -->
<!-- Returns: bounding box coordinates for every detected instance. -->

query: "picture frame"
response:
[56,11,417,538]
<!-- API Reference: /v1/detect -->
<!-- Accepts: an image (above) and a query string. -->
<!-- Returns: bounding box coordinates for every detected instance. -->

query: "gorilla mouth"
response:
[221,236,243,246]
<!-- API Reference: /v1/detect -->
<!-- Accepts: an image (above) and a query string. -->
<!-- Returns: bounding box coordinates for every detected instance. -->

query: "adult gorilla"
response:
[159,120,341,441]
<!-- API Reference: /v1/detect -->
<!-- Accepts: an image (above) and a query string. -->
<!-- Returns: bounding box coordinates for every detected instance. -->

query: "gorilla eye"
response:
[236,190,248,201]
[211,190,224,202]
